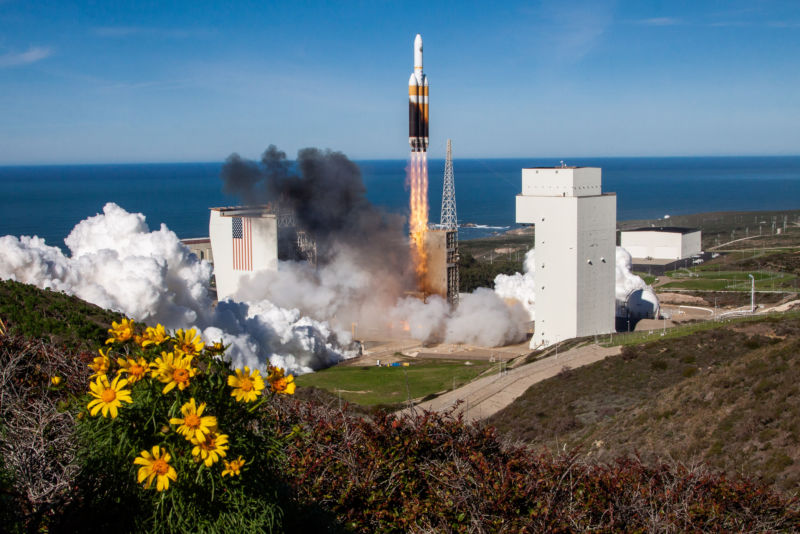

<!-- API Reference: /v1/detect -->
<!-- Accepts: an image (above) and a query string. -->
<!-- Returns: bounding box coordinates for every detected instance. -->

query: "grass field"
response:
[296,360,495,406]
[662,268,797,291]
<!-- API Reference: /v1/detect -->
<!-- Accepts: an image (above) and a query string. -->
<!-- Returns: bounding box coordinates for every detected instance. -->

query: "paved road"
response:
[404,343,621,423]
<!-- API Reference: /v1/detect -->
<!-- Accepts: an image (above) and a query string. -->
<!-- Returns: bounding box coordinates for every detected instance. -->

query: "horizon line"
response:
[2,153,800,167]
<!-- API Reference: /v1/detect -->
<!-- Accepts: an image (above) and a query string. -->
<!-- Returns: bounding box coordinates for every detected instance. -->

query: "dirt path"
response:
[403,343,621,423]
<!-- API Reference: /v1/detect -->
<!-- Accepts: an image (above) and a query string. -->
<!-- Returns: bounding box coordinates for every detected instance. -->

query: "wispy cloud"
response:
[635,17,682,26]
[0,46,52,68]
[92,26,214,39]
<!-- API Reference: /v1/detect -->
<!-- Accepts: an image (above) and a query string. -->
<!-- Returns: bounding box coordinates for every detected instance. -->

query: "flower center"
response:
[240,378,253,392]
[274,378,287,391]
[173,368,189,383]
[101,388,116,403]
[152,459,169,475]
[184,413,201,428]
[131,364,144,376]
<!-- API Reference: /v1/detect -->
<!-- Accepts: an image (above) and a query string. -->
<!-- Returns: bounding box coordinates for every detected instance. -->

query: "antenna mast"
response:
[440,139,457,230]
[440,139,459,306]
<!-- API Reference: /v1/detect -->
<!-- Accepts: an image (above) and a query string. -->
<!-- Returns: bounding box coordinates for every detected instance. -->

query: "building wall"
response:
[209,208,278,301]
[621,230,701,260]
[681,230,702,258]
[516,167,616,348]
[182,239,214,263]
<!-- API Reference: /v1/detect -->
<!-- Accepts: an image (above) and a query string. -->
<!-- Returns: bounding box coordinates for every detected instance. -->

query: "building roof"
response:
[622,226,699,234]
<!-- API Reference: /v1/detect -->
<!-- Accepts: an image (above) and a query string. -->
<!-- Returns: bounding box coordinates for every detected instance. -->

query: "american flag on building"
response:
[231,217,252,271]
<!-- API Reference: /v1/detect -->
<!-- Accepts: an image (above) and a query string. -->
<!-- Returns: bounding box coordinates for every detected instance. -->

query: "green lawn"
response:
[662,269,796,291]
[296,360,494,406]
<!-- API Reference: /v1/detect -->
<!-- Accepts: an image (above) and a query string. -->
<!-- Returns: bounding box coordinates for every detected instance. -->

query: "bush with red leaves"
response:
[275,400,800,533]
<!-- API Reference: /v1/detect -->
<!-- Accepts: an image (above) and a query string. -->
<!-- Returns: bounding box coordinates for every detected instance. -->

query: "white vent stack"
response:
[516,166,616,348]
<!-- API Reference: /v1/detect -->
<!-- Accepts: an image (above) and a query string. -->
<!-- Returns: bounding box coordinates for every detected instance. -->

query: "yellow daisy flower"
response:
[142,324,169,347]
[89,348,111,378]
[134,446,177,491]
[87,374,133,418]
[105,318,135,344]
[268,365,296,395]
[227,367,266,403]
[174,328,204,356]
[116,356,149,384]
[50,376,62,385]
[169,398,217,442]
[151,351,197,394]
[191,431,229,467]
[221,456,246,477]
[206,340,226,355]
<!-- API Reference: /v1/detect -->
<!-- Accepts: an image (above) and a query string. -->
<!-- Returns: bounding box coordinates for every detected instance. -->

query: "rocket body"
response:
[408,34,429,152]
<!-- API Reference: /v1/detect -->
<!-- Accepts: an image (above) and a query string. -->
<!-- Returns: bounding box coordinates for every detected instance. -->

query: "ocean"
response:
[1,156,799,249]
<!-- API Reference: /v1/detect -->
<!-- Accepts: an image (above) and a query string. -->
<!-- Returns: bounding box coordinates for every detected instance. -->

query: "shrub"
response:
[276,400,800,532]
[59,319,294,533]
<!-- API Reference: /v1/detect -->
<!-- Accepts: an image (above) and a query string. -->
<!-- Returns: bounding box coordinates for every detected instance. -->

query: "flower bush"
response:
[67,319,295,533]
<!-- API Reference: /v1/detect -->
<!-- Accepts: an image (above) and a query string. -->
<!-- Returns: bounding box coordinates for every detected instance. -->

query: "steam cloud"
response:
[223,146,530,349]
[0,203,346,374]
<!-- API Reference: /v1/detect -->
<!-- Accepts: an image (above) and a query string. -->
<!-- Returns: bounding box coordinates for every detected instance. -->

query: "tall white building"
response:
[516,167,616,348]
[209,206,278,301]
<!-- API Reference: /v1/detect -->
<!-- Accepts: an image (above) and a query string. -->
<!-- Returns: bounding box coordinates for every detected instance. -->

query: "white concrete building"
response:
[516,167,616,348]
[620,227,701,260]
[209,206,278,301]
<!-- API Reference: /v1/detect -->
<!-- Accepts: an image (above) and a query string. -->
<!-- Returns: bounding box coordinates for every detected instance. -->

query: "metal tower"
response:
[440,139,459,306]
[440,139,458,230]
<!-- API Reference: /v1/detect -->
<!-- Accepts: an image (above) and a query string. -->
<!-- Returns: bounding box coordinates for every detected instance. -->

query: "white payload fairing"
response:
[408,34,429,153]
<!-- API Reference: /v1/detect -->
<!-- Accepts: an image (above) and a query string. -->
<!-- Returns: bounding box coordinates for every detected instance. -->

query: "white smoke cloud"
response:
[493,249,536,320]
[236,245,528,347]
[615,247,659,318]
[0,203,346,374]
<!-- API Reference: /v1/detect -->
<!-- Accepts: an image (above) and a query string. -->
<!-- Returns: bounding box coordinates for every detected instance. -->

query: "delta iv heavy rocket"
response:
[408,34,429,153]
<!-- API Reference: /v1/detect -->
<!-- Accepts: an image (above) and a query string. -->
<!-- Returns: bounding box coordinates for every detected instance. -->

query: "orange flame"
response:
[408,151,429,291]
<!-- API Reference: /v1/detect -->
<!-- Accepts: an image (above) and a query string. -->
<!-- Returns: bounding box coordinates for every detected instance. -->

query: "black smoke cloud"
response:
[221,145,411,277]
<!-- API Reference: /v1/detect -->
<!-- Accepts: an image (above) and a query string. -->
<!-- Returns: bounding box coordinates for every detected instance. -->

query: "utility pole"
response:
[749,274,755,313]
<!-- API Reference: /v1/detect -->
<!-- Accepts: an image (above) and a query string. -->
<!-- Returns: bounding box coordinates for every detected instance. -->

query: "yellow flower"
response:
[51,376,62,385]
[221,456,246,477]
[151,351,197,394]
[89,349,111,378]
[268,366,296,395]
[105,318,135,344]
[116,356,149,384]
[174,328,204,356]
[191,431,229,467]
[142,324,169,347]
[169,398,217,442]
[227,367,265,403]
[87,374,133,418]
[206,340,226,355]
[134,446,177,491]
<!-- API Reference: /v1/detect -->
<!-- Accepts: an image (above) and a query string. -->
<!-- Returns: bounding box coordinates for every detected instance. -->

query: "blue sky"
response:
[1,0,798,164]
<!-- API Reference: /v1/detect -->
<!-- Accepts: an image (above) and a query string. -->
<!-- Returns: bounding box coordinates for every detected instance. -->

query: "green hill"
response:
[0,279,118,350]
[489,315,800,490]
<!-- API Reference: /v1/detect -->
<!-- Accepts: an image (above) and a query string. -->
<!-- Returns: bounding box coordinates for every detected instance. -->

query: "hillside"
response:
[0,279,117,350]
[489,315,800,491]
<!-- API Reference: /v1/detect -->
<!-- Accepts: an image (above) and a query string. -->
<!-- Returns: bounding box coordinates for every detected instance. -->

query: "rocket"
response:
[408,34,429,153]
